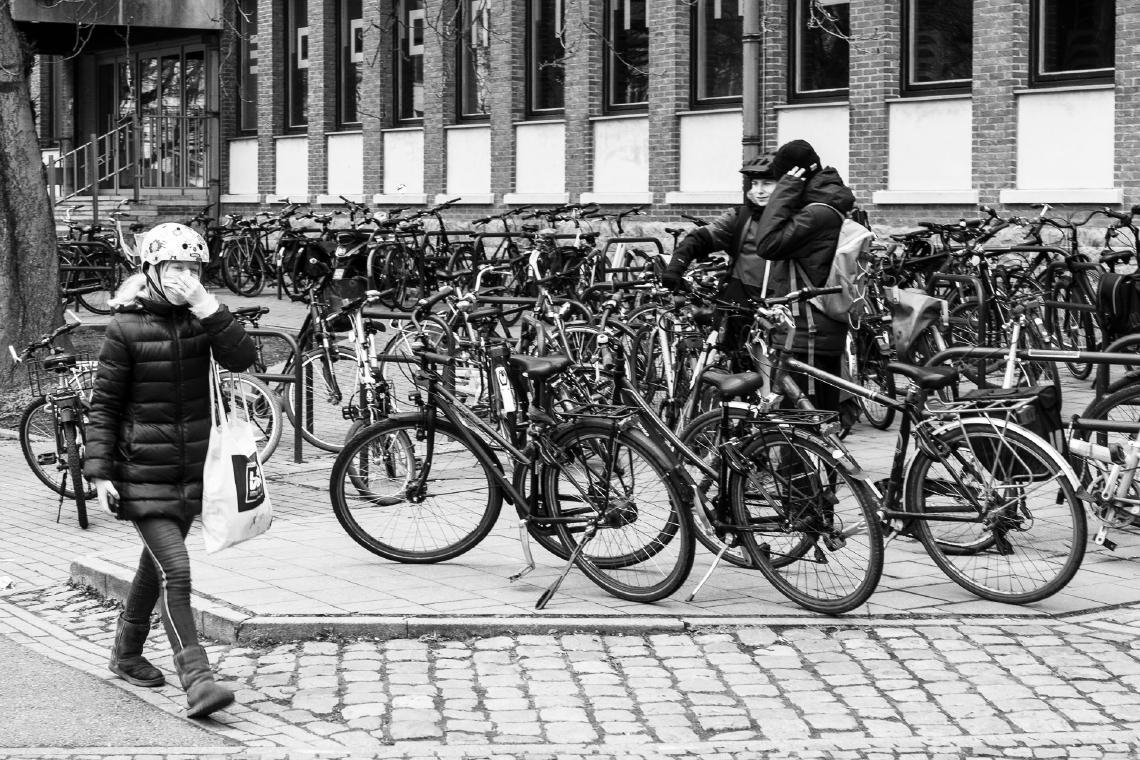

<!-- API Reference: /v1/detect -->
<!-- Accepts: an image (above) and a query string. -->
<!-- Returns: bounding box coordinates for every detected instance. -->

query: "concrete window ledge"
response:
[872,190,980,205]
[315,194,366,206]
[665,191,740,205]
[373,193,429,205]
[580,192,654,205]
[999,188,1123,205]
[435,193,495,205]
[220,194,262,204]
[503,192,570,205]
[265,194,310,205]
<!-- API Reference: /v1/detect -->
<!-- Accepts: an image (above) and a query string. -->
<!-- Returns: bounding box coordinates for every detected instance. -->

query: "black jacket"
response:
[83,298,257,521]
[668,168,856,355]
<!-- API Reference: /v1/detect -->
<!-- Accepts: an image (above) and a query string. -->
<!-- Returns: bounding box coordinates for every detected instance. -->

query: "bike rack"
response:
[247,328,305,464]
[1095,335,1140,397]
[926,344,1140,396]
[598,236,665,278]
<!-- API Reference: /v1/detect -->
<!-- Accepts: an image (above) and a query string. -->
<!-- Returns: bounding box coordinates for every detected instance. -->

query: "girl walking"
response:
[84,222,256,719]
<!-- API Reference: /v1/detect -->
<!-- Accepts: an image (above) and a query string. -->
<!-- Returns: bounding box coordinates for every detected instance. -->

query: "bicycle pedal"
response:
[1094,527,1117,551]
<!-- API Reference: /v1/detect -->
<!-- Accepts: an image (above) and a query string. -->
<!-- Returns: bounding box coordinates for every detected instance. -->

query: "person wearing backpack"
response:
[660,139,857,412]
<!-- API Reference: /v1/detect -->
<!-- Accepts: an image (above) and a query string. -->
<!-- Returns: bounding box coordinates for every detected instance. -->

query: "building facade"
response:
[21,0,1140,228]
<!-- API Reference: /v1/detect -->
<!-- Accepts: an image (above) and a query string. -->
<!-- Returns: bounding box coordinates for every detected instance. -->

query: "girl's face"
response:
[156,261,202,303]
[746,178,779,206]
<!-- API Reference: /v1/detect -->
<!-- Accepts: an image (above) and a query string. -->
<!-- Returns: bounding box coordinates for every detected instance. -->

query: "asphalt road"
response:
[0,633,229,748]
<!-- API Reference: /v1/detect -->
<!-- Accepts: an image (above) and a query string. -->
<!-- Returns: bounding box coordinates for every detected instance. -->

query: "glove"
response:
[169,271,220,318]
[93,479,120,516]
[659,269,686,292]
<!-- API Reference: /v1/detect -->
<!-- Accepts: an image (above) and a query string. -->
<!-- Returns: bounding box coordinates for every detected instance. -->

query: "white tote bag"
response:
[201,358,273,553]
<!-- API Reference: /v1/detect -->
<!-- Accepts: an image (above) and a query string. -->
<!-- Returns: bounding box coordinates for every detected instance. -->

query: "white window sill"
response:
[665,191,740,205]
[226,136,258,143]
[872,190,980,205]
[580,192,654,205]
[588,113,649,122]
[677,107,744,117]
[1014,83,1115,96]
[999,188,1123,204]
[444,123,491,131]
[504,192,569,205]
[381,126,424,133]
[373,193,428,205]
[774,101,849,110]
[220,193,262,204]
[434,193,494,205]
[315,194,366,205]
[265,194,309,204]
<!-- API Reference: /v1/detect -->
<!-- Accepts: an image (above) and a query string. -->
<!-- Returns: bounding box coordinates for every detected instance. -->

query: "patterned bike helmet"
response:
[138,223,209,267]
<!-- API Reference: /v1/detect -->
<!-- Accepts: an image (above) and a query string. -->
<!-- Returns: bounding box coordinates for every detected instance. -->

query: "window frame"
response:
[603,0,649,112]
[901,0,972,95]
[236,1,259,134]
[1029,0,1115,87]
[690,0,744,108]
[787,0,850,103]
[284,0,309,131]
[336,0,363,128]
[456,0,492,121]
[525,0,566,118]
[394,0,426,123]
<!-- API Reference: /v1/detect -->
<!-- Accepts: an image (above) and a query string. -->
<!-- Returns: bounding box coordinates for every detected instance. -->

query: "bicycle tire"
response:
[1052,282,1098,380]
[729,427,883,614]
[329,414,503,563]
[853,335,896,430]
[542,420,694,603]
[62,422,89,529]
[280,346,360,452]
[74,249,127,315]
[376,315,454,416]
[676,407,755,568]
[19,397,97,499]
[219,372,283,462]
[1074,383,1140,524]
[221,237,265,297]
[904,419,1085,604]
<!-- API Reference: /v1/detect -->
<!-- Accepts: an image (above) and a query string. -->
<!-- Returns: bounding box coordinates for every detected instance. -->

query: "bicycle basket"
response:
[937,385,1063,481]
[26,354,97,398]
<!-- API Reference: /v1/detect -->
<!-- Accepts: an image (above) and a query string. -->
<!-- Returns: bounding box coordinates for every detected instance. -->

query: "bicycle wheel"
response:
[221,237,265,296]
[676,408,755,568]
[73,249,126,315]
[853,336,896,430]
[280,346,360,452]
[1074,383,1140,527]
[542,420,694,603]
[219,372,283,462]
[904,419,1085,604]
[728,427,883,614]
[62,422,88,529]
[1052,283,1098,380]
[329,414,503,563]
[19,398,97,499]
[376,315,454,415]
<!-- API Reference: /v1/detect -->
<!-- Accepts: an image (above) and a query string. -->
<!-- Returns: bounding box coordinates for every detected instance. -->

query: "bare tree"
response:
[0,1,60,391]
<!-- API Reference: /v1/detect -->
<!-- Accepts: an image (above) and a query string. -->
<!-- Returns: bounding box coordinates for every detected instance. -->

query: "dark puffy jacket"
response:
[83,298,257,521]
[668,167,856,355]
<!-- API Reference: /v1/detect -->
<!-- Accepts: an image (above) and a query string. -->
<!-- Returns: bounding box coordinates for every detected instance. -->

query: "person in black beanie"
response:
[659,139,855,412]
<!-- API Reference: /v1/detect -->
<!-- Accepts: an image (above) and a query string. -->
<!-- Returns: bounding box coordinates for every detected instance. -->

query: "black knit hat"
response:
[771,139,821,177]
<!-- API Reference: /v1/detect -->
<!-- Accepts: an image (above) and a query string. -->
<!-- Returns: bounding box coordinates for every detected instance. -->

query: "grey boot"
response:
[108,614,165,688]
[173,645,234,719]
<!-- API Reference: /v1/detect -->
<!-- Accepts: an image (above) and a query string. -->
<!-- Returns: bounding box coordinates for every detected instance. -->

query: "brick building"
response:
[20,0,1140,228]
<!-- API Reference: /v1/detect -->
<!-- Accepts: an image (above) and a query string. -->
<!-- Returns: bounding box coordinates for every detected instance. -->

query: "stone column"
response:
[561,0,603,201]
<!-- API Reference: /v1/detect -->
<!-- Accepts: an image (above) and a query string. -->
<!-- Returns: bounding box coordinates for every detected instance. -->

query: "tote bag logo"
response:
[232,454,266,512]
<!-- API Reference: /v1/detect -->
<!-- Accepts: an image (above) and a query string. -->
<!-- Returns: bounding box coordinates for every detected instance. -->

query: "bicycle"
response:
[10,315,97,529]
[329,290,695,608]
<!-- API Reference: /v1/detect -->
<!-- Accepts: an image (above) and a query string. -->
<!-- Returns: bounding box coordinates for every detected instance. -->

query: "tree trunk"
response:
[0,4,61,391]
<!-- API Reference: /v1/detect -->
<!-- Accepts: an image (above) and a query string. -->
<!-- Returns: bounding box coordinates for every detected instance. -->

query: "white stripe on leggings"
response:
[132,522,186,652]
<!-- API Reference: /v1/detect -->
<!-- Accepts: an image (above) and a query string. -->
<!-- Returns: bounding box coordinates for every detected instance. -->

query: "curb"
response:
[71,555,1082,644]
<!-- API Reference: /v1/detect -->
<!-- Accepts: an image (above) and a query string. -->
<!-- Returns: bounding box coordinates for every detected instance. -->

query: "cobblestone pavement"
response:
[4,585,1140,758]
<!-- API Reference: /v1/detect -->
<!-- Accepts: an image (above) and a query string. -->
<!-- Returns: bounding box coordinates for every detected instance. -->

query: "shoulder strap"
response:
[804,202,846,224]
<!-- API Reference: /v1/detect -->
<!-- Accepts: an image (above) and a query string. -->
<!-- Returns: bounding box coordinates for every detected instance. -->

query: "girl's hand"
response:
[93,479,120,516]
[167,271,210,309]
[786,166,807,181]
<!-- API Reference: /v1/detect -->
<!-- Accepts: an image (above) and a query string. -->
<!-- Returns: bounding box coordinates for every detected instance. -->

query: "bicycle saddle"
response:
[508,355,572,380]
[886,362,958,390]
[699,371,766,399]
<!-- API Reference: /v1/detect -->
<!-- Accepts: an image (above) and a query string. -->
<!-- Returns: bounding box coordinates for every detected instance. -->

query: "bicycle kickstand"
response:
[508,519,536,582]
[686,545,732,602]
[536,524,597,610]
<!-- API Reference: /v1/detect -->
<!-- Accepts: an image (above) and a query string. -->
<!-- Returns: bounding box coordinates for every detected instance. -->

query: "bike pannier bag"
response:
[1097,272,1140,340]
[957,385,1063,481]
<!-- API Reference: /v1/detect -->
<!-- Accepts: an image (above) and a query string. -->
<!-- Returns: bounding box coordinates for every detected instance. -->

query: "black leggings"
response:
[122,515,199,656]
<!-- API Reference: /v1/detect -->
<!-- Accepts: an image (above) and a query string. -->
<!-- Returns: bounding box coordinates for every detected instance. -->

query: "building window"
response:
[694,0,743,104]
[528,0,565,114]
[903,0,971,92]
[397,0,425,121]
[458,0,491,118]
[237,2,258,132]
[286,0,309,128]
[338,0,363,126]
[1032,0,1114,85]
[605,0,648,109]
[790,0,849,100]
